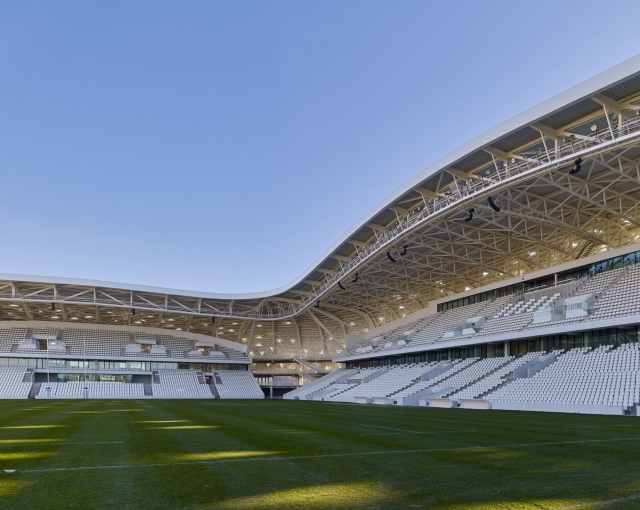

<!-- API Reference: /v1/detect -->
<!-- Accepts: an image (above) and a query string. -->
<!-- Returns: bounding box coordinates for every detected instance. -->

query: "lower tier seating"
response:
[488,344,640,408]
[152,370,213,398]
[31,369,263,399]
[296,343,640,414]
[0,367,31,399]
[213,370,264,399]
[36,381,145,399]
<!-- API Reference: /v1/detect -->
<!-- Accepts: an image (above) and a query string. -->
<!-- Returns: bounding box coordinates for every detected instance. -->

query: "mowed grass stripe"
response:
[0,399,639,509]
[14,435,640,473]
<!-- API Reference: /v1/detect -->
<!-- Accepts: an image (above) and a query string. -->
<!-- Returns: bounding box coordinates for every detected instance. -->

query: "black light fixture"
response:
[488,196,501,212]
[211,317,215,325]
[568,157,583,175]
[338,282,346,291]
[352,273,359,283]
[315,300,320,308]
[386,252,397,263]
[400,245,408,256]
[51,303,55,312]
[131,308,136,316]
[464,208,475,222]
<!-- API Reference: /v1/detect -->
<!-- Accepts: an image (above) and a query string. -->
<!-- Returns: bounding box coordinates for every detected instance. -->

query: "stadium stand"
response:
[213,370,264,399]
[283,368,352,400]
[151,370,214,398]
[0,367,31,399]
[5,59,640,408]
[488,345,640,409]
[306,342,640,415]
[325,364,432,403]
[341,261,640,359]
[36,381,145,399]
[0,326,248,361]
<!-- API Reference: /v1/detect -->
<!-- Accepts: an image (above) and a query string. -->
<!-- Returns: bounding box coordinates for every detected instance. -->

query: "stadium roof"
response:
[3,54,640,349]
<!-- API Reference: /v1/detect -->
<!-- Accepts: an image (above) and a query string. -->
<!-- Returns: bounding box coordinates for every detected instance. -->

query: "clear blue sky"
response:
[0,1,639,293]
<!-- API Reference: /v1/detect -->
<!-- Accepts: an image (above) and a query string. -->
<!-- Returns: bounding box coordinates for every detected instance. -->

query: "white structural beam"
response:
[307,310,344,350]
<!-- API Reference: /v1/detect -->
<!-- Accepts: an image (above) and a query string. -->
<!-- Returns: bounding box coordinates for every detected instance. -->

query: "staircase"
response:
[28,382,41,399]
[22,368,34,382]
[577,242,594,259]
[443,358,514,398]
[209,384,220,398]
[477,372,514,399]
[143,384,153,396]
[152,371,160,384]
[293,358,321,373]
[393,375,424,396]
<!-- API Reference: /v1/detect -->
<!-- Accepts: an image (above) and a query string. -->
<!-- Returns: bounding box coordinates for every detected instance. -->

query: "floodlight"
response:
[568,157,583,175]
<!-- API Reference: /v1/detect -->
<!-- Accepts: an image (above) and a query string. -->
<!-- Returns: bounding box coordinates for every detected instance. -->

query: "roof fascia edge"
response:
[5,55,640,303]
[278,54,640,288]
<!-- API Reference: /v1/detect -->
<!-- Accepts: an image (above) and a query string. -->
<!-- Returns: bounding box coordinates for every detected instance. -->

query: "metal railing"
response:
[3,118,640,321]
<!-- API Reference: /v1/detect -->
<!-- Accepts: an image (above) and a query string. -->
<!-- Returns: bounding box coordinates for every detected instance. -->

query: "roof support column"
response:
[247,320,257,352]
[307,310,344,351]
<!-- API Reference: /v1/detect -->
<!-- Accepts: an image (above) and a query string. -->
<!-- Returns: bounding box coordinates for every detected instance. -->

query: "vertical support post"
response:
[603,105,615,139]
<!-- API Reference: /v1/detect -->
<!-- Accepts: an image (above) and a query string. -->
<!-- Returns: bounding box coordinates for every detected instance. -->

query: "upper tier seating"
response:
[64,328,129,356]
[0,326,247,361]
[476,295,561,337]
[346,265,640,357]
[589,266,640,320]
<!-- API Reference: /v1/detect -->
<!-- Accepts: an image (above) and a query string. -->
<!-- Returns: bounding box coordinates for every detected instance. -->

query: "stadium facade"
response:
[2,55,640,410]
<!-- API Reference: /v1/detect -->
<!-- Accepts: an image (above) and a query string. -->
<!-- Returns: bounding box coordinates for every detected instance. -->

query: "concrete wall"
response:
[490,401,624,415]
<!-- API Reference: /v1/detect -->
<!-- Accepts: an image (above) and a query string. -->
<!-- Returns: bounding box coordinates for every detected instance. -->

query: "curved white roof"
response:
[6,54,640,302]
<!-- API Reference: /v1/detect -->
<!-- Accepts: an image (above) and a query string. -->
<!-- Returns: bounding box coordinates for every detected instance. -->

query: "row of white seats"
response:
[326,363,434,402]
[36,381,145,399]
[450,352,543,400]
[152,370,213,398]
[488,344,640,408]
[214,371,264,399]
[0,367,31,399]
[349,266,637,357]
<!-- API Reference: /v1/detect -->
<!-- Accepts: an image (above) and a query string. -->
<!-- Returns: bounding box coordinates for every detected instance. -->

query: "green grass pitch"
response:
[0,399,639,509]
